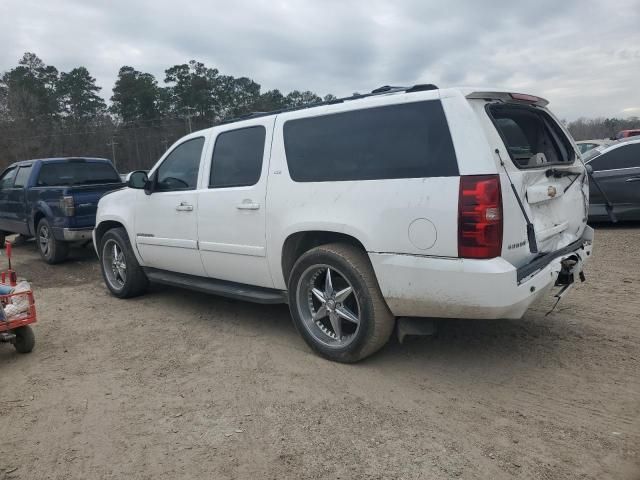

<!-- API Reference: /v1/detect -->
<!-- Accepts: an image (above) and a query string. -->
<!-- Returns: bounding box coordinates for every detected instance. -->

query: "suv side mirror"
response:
[127,170,148,189]
[584,164,594,175]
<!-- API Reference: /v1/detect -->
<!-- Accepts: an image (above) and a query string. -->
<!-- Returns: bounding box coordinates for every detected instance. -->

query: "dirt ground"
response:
[0,226,638,480]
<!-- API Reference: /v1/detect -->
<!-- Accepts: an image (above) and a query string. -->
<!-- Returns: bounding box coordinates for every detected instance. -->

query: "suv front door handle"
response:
[176,202,194,212]
[625,177,640,183]
[236,201,260,210]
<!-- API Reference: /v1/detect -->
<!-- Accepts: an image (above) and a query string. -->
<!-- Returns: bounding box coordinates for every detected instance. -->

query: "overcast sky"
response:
[1,0,639,120]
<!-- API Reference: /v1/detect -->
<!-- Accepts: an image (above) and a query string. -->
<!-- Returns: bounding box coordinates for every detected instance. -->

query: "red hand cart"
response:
[0,242,36,354]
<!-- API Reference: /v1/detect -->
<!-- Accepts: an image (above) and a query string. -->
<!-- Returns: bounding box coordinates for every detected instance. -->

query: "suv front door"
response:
[196,119,274,287]
[134,136,207,276]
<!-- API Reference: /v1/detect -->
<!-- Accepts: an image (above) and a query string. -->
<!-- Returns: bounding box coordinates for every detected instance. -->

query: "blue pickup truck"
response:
[0,158,123,264]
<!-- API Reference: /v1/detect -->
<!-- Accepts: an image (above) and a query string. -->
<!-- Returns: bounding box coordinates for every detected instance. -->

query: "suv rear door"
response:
[469,93,589,267]
[196,118,274,288]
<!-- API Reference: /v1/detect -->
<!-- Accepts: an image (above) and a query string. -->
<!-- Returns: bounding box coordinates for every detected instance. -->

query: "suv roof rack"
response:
[220,83,440,125]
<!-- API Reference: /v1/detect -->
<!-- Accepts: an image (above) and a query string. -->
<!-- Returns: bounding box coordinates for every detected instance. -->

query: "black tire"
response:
[288,243,395,363]
[99,227,148,298]
[13,325,35,353]
[0,232,5,249]
[37,218,68,264]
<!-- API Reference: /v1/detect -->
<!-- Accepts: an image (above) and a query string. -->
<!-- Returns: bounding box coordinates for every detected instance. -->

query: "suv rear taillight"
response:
[458,175,503,259]
[60,195,75,217]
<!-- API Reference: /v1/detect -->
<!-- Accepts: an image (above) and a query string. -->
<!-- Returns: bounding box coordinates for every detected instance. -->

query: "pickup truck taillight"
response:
[60,196,75,216]
[458,175,503,259]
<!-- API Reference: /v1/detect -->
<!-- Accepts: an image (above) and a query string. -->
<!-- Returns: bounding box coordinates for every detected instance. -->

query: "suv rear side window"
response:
[283,100,458,182]
[589,144,640,171]
[488,104,574,169]
[37,162,120,186]
[210,126,266,188]
[156,137,205,191]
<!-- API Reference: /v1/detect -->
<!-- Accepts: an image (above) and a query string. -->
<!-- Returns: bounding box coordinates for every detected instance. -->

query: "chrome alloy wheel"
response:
[103,239,127,290]
[295,265,361,347]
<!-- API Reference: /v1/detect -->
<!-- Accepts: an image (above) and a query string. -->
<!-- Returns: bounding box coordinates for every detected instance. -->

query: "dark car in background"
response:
[585,138,640,221]
[0,157,123,263]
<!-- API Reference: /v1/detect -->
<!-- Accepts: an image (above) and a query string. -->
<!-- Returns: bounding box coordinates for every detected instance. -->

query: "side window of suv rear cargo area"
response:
[488,104,574,169]
[283,100,458,182]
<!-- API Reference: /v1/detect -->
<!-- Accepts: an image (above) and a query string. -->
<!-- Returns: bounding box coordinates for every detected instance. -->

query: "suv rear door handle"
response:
[237,201,260,210]
[625,177,640,183]
[176,202,194,212]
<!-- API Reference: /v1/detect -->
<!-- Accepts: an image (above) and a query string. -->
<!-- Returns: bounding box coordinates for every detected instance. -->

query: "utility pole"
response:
[184,107,196,133]
[106,138,119,171]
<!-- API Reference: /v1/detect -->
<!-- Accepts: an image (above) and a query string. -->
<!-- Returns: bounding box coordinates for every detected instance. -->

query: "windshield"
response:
[36,161,121,186]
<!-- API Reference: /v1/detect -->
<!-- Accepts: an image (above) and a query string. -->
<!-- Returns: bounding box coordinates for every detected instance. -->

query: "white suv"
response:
[94,85,593,362]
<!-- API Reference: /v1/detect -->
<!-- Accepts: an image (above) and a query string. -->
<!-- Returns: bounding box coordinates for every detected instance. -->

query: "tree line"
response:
[1,52,639,172]
[0,52,335,171]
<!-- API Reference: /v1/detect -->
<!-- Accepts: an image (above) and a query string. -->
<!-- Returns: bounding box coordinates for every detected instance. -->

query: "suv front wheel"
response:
[99,227,148,298]
[288,243,395,363]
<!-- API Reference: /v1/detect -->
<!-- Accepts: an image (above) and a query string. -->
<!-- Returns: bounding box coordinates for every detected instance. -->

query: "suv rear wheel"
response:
[37,218,68,264]
[288,243,395,363]
[99,227,148,298]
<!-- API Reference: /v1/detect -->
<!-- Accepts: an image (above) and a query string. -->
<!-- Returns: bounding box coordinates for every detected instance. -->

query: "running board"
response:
[143,268,287,304]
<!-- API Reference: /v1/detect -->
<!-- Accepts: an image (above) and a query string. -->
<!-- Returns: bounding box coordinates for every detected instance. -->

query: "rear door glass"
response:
[488,104,574,169]
[210,126,266,188]
[37,162,120,186]
[13,166,33,188]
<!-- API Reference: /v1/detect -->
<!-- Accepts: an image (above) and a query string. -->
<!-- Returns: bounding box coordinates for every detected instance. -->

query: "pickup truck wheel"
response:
[288,243,395,363]
[37,219,68,264]
[100,227,148,298]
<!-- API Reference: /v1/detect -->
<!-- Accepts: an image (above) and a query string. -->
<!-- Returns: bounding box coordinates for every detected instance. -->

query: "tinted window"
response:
[283,100,458,182]
[210,127,266,188]
[37,162,120,186]
[0,168,17,189]
[156,137,205,191]
[13,166,32,188]
[590,144,640,171]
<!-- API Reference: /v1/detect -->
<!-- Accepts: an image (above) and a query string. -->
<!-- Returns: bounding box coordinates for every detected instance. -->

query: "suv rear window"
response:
[37,161,120,186]
[488,104,575,169]
[283,100,458,182]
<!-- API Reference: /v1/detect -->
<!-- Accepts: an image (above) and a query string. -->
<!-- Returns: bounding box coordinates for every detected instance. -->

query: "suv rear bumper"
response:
[369,227,593,320]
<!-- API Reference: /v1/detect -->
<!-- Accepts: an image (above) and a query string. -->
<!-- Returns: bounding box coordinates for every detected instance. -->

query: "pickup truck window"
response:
[210,126,265,188]
[0,168,17,189]
[37,162,120,187]
[156,137,204,191]
[13,166,33,188]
